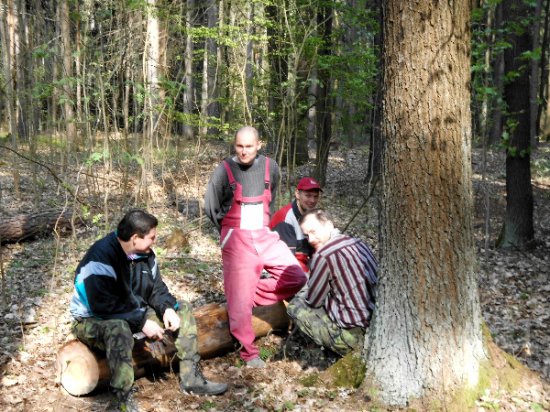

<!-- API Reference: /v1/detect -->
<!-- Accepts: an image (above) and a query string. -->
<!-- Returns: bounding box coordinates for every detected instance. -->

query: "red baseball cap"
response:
[297,177,323,191]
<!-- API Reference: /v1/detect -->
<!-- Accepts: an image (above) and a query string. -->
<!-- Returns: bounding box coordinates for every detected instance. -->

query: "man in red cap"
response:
[269,176,323,273]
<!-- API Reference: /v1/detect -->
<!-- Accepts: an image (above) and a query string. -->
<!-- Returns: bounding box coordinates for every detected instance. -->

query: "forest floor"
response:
[0,140,549,411]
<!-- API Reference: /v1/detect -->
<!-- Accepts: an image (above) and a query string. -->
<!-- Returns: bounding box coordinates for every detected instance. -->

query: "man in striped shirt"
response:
[287,208,378,356]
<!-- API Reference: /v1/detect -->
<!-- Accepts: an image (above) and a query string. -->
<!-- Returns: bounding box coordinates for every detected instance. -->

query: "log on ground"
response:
[56,301,290,396]
[0,209,82,244]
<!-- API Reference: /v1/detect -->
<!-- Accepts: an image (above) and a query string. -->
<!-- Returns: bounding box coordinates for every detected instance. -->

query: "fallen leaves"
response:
[0,144,549,411]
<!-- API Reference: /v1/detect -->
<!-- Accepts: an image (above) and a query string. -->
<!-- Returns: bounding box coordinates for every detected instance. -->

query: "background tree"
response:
[313,0,333,185]
[58,0,76,160]
[499,0,535,248]
[538,0,550,140]
[365,0,484,407]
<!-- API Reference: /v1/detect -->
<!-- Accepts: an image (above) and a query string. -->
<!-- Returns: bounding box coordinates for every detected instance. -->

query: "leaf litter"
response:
[0,143,548,411]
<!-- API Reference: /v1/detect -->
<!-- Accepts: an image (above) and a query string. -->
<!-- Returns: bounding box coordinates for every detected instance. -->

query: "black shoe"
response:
[180,362,228,396]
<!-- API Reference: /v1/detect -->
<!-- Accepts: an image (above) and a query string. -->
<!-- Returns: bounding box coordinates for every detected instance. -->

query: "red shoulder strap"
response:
[223,160,236,186]
[264,157,270,188]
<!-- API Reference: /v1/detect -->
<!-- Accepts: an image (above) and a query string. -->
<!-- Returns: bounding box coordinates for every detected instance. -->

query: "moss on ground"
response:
[322,351,366,388]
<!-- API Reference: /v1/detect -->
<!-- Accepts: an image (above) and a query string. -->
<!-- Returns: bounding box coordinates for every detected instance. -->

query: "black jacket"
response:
[69,232,177,332]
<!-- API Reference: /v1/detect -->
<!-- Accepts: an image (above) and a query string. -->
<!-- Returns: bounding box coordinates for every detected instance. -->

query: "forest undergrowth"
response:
[0,141,548,411]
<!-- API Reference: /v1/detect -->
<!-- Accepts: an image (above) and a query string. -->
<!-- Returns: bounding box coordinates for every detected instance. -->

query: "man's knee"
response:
[177,302,197,333]
[287,301,299,321]
[177,301,193,316]
[104,319,134,348]
[104,319,132,334]
[287,293,308,320]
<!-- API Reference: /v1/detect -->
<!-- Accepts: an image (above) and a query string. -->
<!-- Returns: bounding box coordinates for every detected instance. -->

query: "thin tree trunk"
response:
[58,0,77,156]
[217,0,228,130]
[245,2,254,123]
[206,0,220,136]
[0,2,17,140]
[0,0,21,197]
[314,3,333,185]
[366,0,383,182]
[538,0,550,140]
[530,0,543,146]
[183,0,195,140]
[307,67,317,154]
[141,0,161,204]
[489,3,505,145]
[75,1,82,140]
[200,44,209,138]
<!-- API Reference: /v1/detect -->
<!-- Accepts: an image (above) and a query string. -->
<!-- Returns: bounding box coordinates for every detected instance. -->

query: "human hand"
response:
[163,308,180,332]
[142,319,165,340]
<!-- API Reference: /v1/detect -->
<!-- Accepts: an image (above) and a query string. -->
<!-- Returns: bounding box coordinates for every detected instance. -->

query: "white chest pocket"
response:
[240,203,264,230]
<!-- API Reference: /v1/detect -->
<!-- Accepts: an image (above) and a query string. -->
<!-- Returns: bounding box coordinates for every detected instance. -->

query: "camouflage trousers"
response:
[287,291,365,356]
[72,302,199,394]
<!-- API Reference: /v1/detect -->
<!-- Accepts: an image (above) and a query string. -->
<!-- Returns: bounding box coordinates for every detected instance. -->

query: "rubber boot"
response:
[179,361,228,395]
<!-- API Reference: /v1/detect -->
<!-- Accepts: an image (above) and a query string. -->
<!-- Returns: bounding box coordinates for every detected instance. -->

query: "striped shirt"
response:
[306,230,378,328]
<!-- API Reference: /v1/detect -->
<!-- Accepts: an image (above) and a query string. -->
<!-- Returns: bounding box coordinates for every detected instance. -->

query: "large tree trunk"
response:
[365,0,484,407]
[56,301,289,396]
[499,0,535,248]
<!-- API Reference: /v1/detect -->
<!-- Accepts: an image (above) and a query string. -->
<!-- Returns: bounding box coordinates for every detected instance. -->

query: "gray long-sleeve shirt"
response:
[204,155,280,231]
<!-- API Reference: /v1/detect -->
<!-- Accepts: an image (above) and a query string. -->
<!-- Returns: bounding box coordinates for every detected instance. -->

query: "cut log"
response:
[195,301,289,358]
[0,209,82,244]
[57,301,289,396]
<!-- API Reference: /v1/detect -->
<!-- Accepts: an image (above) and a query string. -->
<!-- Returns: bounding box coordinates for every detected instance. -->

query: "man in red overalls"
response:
[204,126,307,368]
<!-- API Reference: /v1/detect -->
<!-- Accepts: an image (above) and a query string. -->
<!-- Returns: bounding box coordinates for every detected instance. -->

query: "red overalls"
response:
[220,159,307,361]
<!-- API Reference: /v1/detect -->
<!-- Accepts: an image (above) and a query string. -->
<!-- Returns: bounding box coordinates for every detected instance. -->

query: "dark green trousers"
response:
[287,291,365,356]
[72,302,199,393]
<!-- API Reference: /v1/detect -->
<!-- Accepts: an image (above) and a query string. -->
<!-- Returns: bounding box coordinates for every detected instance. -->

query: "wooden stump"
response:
[57,301,290,396]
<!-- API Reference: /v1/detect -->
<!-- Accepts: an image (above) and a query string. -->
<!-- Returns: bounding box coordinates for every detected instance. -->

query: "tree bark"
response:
[366,0,383,183]
[538,0,550,140]
[365,0,484,407]
[0,0,21,198]
[183,0,195,140]
[57,301,290,396]
[0,209,81,244]
[206,0,220,136]
[530,0,543,147]
[314,3,333,186]
[489,2,505,145]
[499,0,535,248]
[58,0,77,153]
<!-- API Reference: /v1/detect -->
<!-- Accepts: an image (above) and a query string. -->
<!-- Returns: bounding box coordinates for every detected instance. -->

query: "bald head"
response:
[234,126,261,165]
[235,126,259,142]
